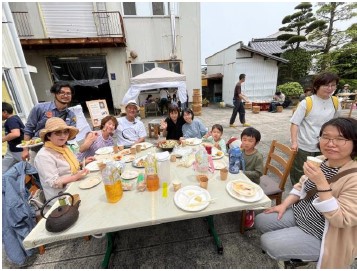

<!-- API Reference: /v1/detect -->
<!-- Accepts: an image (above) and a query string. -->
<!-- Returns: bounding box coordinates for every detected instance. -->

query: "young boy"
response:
[240,127,264,228]
[2,102,25,173]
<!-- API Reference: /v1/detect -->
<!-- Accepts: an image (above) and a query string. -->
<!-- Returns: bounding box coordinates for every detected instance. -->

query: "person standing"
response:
[159,88,169,116]
[2,102,25,173]
[290,72,341,185]
[22,82,77,164]
[229,74,250,127]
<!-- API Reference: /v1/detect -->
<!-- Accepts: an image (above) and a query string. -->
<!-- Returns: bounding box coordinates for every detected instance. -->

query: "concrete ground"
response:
[3,104,356,269]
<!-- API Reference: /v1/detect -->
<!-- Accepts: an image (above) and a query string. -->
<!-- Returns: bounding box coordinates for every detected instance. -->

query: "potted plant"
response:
[277,82,303,106]
[202,97,210,107]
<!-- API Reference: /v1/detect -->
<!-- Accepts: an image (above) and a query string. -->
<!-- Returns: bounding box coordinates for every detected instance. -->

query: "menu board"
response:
[85,100,109,127]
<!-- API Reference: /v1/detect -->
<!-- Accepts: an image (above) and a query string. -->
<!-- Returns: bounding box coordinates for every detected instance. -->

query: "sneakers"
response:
[244,210,255,228]
[243,123,251,127]
[229,124,238,127]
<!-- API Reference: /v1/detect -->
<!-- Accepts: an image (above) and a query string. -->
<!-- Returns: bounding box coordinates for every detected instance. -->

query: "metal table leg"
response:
[101,232,115,269]
[206,215,223,254]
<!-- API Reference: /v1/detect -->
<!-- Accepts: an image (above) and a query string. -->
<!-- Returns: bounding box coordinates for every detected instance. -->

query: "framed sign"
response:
[85,99,109,127]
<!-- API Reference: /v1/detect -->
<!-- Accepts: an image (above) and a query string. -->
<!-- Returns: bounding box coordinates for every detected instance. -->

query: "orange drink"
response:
[146,174,160,191]
[104,180,123,203]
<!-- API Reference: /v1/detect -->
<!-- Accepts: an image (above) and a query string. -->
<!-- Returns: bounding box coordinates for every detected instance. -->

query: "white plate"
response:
[226,180,264,203]
[185,138,202,146]
[123,155,136,163]
[121,170,139,180]
[213,160,226,170]
[132,156,146,168]
[85,159,111,171]
[172,147,193,158]
[79,178,102,189]
[95,146,114,155]
[135,142,153,150]
[174,185,211,212]
[16,141,43,149]
[211,147,224,160]
[119,149,131,156]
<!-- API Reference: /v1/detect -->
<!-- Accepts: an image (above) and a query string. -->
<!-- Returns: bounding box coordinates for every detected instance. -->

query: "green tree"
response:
[309,2,357,71]
[278,2,326,50]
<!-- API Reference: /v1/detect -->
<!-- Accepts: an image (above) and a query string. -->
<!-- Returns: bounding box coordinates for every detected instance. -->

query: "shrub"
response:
[277,82,304,97]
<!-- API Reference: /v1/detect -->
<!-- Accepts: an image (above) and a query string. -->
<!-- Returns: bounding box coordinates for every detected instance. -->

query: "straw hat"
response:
[125,99,140,110]
[344,84,350,87]
[39,117,78,141]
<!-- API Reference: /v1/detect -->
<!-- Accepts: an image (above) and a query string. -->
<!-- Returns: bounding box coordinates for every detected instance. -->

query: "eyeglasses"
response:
[53,130,70,136]
[321,84,337,89]
[318,135,350,146]
[57,92,72,97]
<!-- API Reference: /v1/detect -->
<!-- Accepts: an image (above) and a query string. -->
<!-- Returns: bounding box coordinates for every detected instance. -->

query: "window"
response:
[152,2,165,15]
[131,62,181,77]
[144,63,155,72]
[3,70,23,116]
[123,2,136,15]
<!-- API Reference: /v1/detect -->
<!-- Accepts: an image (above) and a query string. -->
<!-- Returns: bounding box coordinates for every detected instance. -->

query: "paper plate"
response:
[79,178,102,189]
[226,180,264,203]
[85,159,111,171]
[135,142,153,150]
[185,138,202,146]
[123,155,136,163]
[211,147,224,160]
[132,156,146,168]
[121,170,139,180]
[95,146,114,155]
[174,185,211,212]
[16,141,43,149]
[119,149,131,156]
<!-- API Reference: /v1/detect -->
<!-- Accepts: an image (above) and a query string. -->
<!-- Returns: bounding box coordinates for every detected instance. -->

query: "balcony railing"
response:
[12,12,33,37]
[92,11,125,37]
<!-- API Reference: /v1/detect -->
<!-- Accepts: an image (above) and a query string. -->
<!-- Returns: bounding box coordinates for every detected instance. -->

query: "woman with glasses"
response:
[255,117,357,268]
[34,117,94,204]
[77,116,118,160]
[290,72,341,185]
[180,108,207,140]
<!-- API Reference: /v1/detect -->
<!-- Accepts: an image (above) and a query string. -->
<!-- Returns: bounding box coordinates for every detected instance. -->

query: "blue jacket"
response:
[2,162,37,265]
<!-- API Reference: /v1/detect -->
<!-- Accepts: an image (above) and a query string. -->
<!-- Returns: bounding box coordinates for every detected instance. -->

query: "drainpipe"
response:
[3,2,38,106]
[169,3,177,60]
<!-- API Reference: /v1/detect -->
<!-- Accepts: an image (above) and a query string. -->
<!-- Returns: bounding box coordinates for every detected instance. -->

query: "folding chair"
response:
[240,140,296,234]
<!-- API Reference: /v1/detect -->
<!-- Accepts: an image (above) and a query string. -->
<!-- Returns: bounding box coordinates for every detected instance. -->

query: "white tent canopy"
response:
[122,67,187,105]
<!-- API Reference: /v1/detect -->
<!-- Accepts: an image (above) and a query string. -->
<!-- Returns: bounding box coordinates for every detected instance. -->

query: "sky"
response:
[200,2,299,65]
[200,2,355,65]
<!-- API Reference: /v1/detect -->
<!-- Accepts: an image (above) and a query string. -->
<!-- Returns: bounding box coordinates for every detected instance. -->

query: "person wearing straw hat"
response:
[34,117,94,204]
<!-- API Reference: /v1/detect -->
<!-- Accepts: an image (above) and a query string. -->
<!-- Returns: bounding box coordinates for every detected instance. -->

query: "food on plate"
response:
[119,149,131,156]
[232,182,256,197]
[135,158,145,167]
[113,154,123,161]
[216,150,223,156]
[194,195,202,202]
[121,180,134,191]
[158,140,178,149]
[21,138,42,146]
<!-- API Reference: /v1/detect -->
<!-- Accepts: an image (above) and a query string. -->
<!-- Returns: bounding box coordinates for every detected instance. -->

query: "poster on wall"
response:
[86,99,109,127]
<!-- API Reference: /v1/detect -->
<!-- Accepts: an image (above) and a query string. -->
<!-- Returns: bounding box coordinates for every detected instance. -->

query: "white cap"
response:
[125,99,140,110]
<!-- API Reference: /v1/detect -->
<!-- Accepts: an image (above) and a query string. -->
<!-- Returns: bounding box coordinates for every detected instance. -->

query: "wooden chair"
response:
[240,140,296,234]
[145,102,160,117]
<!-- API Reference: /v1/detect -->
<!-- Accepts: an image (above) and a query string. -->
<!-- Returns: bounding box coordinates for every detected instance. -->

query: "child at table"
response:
[202,124,227,153]
[240,127,264,228]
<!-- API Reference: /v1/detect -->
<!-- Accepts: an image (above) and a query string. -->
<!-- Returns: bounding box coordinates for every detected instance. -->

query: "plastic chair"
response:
[240,140,296,234]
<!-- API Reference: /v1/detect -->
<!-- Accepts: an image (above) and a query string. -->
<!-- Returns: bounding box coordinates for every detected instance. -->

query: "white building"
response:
[205,41,288,105]
[6,2,201,114]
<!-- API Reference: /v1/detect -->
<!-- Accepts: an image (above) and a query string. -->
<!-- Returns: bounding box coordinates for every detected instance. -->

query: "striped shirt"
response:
[77,131,114,160]
[292,160,339,239]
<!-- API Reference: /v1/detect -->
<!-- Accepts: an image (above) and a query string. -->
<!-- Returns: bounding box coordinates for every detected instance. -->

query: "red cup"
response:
[204,145,212,155]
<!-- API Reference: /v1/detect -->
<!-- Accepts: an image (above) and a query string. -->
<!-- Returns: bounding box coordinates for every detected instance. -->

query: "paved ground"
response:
[3,104,356,269]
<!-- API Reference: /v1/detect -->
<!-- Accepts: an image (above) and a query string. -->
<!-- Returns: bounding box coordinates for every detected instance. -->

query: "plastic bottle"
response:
[228,147,245,174]
[145,153,160,191]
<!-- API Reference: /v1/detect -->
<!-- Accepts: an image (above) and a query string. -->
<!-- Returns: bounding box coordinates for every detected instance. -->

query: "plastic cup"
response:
[220,168,228,181]
[130,146,136,155]
[199,175,208,189]
[113,146,119,153]
[170,154,176,162]
[118,145,124,151]
[172,181,181,192]
[136,144,142,153]
[307,156,322,167]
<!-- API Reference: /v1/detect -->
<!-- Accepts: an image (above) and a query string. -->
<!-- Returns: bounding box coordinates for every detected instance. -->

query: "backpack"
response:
[304,96,339,117]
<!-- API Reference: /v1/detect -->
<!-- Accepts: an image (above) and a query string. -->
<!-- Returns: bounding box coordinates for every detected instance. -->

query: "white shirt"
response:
[160,89,168,99]
[290,95,341,152]
[116,116,147,146]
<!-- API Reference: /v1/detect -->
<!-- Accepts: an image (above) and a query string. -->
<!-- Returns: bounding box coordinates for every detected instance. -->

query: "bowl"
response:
[157,140,179,152]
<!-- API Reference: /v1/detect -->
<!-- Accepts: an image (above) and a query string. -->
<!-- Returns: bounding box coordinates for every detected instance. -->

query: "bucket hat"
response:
[125,99,140,110]
[39,117,78,141]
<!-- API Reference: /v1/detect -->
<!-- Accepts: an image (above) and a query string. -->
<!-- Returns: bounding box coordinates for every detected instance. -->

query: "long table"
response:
[23,146,271,267]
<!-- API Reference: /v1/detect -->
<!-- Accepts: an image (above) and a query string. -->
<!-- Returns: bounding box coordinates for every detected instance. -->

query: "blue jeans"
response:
[229,100,245,125]
[255,208,321,262]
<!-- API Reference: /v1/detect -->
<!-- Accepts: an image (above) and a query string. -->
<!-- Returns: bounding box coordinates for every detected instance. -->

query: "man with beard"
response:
[22,83,77,163]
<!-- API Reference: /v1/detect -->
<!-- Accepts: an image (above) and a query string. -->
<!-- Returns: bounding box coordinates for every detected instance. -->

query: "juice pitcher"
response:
[102,161,123,203]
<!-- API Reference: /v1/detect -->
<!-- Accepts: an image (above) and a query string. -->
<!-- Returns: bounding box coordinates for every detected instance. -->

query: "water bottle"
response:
[228,147,245,174]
